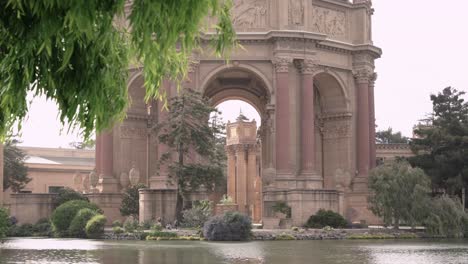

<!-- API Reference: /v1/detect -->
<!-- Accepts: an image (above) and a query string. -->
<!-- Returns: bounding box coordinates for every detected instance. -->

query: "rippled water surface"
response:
[1,238,468,264]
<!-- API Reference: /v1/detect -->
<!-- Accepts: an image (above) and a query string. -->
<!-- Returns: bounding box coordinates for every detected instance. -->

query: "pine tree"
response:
[154,89,225,221]
[3,140,30,192]
[409,87,468,198]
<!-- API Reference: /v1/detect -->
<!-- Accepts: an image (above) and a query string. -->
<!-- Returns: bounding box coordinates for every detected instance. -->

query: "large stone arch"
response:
[313,71,353,190]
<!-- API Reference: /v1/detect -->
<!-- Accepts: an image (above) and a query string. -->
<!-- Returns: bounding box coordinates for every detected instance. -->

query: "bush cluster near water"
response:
[51,200,104,238]
[305,209,347,229]
[7,218,52,237]
[0,207,9,238]
[86,214,107,239]
[203,211,252,241]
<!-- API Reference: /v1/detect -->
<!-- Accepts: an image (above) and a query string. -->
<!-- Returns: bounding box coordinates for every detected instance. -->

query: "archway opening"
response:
[204,67,271,223]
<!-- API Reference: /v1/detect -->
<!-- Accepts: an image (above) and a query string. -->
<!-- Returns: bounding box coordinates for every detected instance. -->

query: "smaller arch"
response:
[313,69,350,113]
[200,63,274,98]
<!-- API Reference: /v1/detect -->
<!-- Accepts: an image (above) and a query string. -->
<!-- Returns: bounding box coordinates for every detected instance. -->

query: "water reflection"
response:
[1,239,468,264]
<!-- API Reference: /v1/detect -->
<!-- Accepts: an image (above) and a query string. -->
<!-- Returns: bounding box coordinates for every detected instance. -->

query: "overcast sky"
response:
[16,0,468,148]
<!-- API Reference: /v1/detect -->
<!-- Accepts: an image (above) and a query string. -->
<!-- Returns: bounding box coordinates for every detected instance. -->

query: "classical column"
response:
[368,74,377,168]
[273,56,292,174]
[354,69,373,185]
[95,134,102,175]
[98,130,119,193]
[236,145,248,213]
[0,143,4,206]
[226,146,236,200]
[297,59,319,174]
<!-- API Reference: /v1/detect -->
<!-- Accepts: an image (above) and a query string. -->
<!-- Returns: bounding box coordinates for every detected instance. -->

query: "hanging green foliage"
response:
[0,0,236,140]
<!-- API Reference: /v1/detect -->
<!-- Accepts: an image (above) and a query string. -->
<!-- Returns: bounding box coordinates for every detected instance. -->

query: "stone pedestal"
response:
[86,193,123,226]
[139,189,177,225]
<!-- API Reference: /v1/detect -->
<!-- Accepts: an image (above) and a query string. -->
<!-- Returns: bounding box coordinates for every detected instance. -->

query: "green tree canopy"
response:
[0,0,235,140]
[3,140,30,192]
[155,88,226,221]
[368,160,431,228]
[375,127,409,144]
[409,87,468,195]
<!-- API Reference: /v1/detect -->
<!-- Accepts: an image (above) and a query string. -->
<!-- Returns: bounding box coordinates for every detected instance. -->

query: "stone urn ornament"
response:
[120,172,130,189]
[89,170,99,192]
[73,172,83,192]
[129,165,140,186]
[82,173,90,193]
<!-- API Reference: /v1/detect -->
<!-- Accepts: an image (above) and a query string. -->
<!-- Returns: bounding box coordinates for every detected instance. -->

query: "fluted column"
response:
[95,134,102,174]
[98,130,119,193]
[368,74,377,169]
[354,69,373,185]
[273,56,292,174]
[226,146,236,200]
[297,59,319,174]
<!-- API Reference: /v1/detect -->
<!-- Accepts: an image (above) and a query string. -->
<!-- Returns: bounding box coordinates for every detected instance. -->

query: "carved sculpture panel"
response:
[232,0,268,30]
[311,6,346,39]
[289,0,304,26]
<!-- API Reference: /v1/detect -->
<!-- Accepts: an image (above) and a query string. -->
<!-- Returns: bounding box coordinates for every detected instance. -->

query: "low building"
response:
[375,143,414,165]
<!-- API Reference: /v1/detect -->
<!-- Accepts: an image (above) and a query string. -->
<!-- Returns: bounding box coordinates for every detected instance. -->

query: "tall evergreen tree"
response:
[154,89,225,221]
[3,140,30,192]
[409,87,468,196]
[376,127,409,144]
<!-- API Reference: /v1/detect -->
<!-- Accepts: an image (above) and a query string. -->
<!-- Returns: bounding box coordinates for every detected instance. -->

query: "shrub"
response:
[52,188,89,208]
[203,211,251,241]
[8,224,34,237]
[85,214,107,239]
[181,200,212,228]
[275,233,296,240]
[112,226,125,234]
[140,220,154,230]
[305,209,347,229]
[0,207,9,238]
[51,200,101,236]
[112,220,122,228]
[148,231,178,238]
[151,223,163,232]
[120,183,146,218]
[272,201,291,218]
[69,208,98,238]
[123,216,139,233]
[219,194,234,205]
[291,226,299,232]
[33,218,52,237]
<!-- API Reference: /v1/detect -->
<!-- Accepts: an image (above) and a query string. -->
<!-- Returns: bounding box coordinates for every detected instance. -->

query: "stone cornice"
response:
[319,112,353,122]
[200,31,382,57]
[376,143,411,151]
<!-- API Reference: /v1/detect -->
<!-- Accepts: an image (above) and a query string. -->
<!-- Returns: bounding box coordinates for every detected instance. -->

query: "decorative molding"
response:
[232,0,268,30]
[188,56,200,73]
[289,0,304,26]
[311,6,346,39]
[272,56,293,73]
[319,112,352,122]
[322,122,351,139]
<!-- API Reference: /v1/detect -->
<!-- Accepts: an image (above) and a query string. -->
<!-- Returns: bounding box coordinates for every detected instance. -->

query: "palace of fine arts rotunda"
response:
[1,0,382,227]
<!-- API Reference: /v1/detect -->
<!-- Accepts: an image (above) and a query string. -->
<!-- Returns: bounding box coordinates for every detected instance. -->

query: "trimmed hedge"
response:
[51,200,101,236]
[305,209,347,229]
[69,208,98,238]
[203,211,252,241]
[85,214,107,239]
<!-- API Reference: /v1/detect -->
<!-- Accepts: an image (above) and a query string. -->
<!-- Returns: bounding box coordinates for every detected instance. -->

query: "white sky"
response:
[16,0,468,147]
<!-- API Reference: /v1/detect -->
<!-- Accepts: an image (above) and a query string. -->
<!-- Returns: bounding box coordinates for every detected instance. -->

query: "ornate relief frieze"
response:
[272,56,293,73]
[289,0,304,26]
[274,38,316,52]
[311,6,346,39]
[232,0,268,30]
[319,112,352,122]
[120,126,148,139]
[187,58,200,73]
[321,122,351,139]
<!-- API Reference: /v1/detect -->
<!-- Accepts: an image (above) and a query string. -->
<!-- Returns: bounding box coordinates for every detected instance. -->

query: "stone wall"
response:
[9,193,56,224]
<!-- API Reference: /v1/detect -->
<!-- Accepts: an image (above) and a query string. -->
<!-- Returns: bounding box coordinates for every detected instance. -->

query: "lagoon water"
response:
[1,238,468,264]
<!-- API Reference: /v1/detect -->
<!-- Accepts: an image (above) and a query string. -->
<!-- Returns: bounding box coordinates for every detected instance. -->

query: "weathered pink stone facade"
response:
[99,0,381,226]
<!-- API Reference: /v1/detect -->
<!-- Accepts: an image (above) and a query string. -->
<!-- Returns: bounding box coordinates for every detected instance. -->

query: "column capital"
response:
[187,58,200,73]
[295,59,321,75]
[272,56,293,73]
[353,68,376,84]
